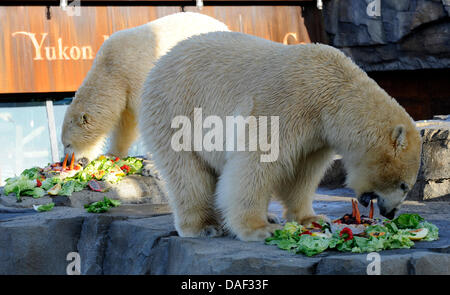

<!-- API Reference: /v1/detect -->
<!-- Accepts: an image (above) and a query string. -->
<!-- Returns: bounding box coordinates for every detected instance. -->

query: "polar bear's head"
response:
[61,97,105,164]
[346,124,422,219]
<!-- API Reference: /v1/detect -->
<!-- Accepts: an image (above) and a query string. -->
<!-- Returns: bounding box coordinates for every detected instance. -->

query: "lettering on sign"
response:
[11,32,106,61]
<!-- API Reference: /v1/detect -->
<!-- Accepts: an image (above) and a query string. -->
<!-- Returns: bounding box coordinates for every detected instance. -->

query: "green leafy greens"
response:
[84,197,121,213]
[266,214,439,256]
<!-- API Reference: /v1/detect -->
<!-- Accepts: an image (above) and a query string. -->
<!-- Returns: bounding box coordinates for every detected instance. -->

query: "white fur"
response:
[139,32,421,241]
[61,12,229,161]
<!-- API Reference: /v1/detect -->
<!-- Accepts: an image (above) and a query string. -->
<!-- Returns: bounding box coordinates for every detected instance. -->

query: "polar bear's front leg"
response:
[108,107,138,158]
[279,148,334,225]
[216,154,282,241]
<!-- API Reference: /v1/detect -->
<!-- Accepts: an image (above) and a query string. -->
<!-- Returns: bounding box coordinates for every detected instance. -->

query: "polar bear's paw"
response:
[178,224,224,238]
[200,225,224,238]
[299,214,331,226]
[237,223,282,242]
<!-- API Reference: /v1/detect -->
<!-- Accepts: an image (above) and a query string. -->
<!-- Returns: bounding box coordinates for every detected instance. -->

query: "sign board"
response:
[0,5,312,93]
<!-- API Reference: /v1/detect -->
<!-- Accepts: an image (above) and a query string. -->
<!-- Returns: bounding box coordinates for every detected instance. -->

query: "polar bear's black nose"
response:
[359,192,378,207]
[79,157,89,167]
[383,208,397,220]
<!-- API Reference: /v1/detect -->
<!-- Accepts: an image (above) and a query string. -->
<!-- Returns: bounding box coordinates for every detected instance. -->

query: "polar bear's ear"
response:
[391,124,407,150]
[78,113,89,126]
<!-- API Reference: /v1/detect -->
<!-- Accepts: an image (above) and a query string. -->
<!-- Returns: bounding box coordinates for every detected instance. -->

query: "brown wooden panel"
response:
[0,6,180,93]
[185,6,311,44]
[0,5,319,94]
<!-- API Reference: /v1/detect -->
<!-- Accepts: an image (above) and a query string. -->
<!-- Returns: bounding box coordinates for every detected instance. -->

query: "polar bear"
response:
[61,12,229,163]
[139,32,422,241]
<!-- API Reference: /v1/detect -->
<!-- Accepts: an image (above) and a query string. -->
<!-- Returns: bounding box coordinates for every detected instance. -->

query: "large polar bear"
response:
[61,12,229,162]
[139,32,422,241]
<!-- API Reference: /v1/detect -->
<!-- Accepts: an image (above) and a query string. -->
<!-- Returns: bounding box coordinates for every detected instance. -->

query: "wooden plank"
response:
[184,5,311,44]
[1,5,320,93]
[0,6,180,93]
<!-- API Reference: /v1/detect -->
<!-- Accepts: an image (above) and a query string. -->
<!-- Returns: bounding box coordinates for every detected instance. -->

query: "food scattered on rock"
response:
[266,204,439,256]
[2,155,144,201]
[84,196,121,213]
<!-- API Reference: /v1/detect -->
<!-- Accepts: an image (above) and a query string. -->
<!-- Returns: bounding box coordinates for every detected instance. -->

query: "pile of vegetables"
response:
[265,213,439,256]
[3,155,144,201]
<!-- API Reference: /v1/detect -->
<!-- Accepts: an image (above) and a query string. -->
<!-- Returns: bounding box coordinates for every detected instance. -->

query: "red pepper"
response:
[36,179,42,187]
[340,227,354,241]
[114,157,120,162]
[299,231,312,236]
[312,222,322,229]
[120,165,131,173]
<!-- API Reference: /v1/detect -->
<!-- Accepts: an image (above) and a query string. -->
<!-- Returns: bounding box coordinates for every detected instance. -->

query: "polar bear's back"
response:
[141,31,363,120]
[93,13,229,87]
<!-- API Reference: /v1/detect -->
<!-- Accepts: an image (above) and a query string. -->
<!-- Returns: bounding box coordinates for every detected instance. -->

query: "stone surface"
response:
[0,191,448,275]
[0,174,168,209]
[323,0,450,71]
[408,120,450,200]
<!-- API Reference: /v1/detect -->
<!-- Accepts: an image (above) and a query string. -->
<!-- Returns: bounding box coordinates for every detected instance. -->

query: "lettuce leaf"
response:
[84,197,121,213]
[393,213,424,229]
[22,187,45,199]
[20,167,41,180]
[421,221,439,241]
[58,180,76,196]
[4,176,37,200]
[41,177,62,190]
[295,235,330,256]
[33,203,55,212]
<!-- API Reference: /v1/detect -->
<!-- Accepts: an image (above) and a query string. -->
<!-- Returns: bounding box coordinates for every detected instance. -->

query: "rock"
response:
[0,193,449,274]
[323,0,450,71]
[408,120,450,200]
[163,236,320,275]
[102,215,177,275]
[409,252,450,274]
[0,207,86,275]
[0,192,53,209]
[316,252,411,275]
[0,174,168,209]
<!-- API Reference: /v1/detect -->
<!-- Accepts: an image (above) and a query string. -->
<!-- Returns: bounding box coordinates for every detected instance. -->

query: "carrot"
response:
[62,153,68,170]
[369,200,374,219]
[354,200,361,224]
[351,199,356,218]
[69,153,75,170]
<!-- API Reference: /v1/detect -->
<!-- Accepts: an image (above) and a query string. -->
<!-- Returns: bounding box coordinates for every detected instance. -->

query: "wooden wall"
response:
[0,5,319,94]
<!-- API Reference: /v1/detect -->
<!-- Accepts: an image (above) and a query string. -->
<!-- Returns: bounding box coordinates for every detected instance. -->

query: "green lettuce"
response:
[20,167,41,180]
[393,213,424,229]
[84,197,121,213]
[22,187,45,199]
[41,177,62,190]
[421,221,439,241]
[295,235,330,256]
[33,203,55,212]
[4,176,37,200]
[58,180,76,196]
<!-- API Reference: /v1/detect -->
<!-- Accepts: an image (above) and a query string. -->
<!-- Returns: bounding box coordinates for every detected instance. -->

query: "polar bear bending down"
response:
[61,13,229,162]
[139,32,421,241]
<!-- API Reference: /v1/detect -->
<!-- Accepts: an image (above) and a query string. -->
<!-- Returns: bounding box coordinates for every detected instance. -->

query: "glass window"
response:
[0,98,148,185]
[0,101,51,184]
